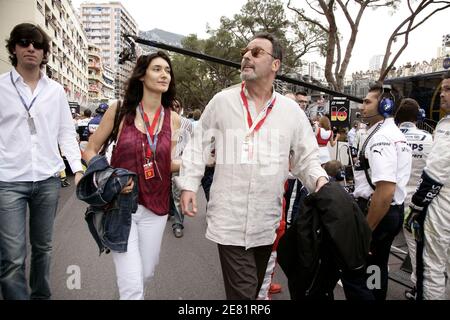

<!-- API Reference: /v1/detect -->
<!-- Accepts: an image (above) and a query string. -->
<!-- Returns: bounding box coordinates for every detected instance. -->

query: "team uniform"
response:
[410,115,450,300]
[352,117,412,300]
[399,122,433,286]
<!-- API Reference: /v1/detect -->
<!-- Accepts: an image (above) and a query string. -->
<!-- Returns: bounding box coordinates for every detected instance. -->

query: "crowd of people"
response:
[0,22,449,301]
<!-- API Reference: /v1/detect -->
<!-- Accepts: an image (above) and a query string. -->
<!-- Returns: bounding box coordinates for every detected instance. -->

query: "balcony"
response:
[88,62,101,70]
[89,84,99,93]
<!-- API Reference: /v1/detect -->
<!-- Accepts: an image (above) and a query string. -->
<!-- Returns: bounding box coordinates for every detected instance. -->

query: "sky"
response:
[71,0,449,74]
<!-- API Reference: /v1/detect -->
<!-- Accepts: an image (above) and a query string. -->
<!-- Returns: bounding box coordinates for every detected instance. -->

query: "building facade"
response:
[87,43,114,110]
[80,2,138,99]
[0,0,89,108]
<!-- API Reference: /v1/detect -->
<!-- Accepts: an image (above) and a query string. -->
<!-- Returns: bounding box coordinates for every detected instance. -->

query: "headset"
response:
[335,167,346,182]
[417,107,426,122]
[378,84,396,118]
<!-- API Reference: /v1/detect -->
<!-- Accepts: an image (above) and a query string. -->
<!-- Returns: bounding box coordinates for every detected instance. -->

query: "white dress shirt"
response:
[353,118,412,204]
[177,83,326,249]
[0,68,82,182]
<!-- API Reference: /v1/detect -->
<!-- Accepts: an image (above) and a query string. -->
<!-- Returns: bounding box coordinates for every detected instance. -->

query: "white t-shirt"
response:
[353,118,412,205]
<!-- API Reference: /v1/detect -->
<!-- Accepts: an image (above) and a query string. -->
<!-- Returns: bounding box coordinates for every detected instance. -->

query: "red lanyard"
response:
[140,103,162,159]
[240,82,276,134]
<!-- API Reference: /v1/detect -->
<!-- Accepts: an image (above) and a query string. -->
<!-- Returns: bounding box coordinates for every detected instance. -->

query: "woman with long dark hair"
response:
[83,51,180,299]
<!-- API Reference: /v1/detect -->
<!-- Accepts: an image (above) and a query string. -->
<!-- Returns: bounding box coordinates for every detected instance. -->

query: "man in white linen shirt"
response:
[0,23,83,300]
[178,32,328,300]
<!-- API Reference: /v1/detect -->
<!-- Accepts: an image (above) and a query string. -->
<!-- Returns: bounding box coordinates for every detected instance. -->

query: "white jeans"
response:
[111,205,167,300]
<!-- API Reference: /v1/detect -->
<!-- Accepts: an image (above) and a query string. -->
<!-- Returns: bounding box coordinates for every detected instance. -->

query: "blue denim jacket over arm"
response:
[76,155,138,254]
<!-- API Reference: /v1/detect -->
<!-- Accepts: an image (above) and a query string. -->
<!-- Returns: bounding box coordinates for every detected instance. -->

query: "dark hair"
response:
[170,99,183,113]
[121,51,176,118]
[5,23,51,67]
[395,98,419,123]
[192,109,201,121]
[368,82,401,113]
[295,91,307,97]
[251,32,283,63]
[83,109,92,118]
[323,160,344,180]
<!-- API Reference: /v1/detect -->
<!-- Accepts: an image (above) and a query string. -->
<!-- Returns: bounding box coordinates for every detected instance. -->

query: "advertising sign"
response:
[329,97,349,128]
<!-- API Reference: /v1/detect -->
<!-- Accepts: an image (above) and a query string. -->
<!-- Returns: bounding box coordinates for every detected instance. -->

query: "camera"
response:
[332,126,338,138]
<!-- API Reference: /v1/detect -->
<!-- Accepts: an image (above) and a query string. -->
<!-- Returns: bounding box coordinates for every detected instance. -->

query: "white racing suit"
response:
[411,116,450,300]
[400,122,433,284]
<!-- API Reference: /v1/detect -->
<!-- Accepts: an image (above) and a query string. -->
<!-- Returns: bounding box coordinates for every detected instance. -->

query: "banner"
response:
[329,97,349,128]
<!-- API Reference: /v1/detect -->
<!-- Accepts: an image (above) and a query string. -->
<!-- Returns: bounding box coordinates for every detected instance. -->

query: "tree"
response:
[378,0,450,81]
[288,0,402,92]
[172,0,327,110]
[172,33,241,112]
[288,0,450,92]
[217,0,326,73]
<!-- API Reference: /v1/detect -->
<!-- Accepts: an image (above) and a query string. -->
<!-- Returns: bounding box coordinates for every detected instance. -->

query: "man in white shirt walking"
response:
[0,23,83,300]
[178,32,327,300]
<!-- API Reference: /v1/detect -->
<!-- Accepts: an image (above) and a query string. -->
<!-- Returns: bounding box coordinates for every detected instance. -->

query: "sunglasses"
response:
[16,39,45,50]
[240,46,277,59]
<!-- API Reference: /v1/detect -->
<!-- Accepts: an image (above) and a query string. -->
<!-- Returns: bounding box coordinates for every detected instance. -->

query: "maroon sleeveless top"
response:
[111,107,172,215]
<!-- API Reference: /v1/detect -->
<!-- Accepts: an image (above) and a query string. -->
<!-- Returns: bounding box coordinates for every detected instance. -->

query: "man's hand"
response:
[315,176,328,192]
[74,171,84,186]
[181,190,197,217]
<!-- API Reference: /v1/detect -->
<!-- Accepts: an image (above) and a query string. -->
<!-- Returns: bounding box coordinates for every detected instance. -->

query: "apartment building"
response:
[80,2,138,99]
[87,43,115,110]
[0,0,89,109]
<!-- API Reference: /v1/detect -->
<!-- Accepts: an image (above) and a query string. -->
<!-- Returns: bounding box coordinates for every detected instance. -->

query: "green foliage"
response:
[171,0,326,110]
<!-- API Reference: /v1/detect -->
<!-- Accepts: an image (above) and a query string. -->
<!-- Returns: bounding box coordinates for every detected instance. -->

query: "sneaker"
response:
[173,226,183,238]
[269,283,282,294]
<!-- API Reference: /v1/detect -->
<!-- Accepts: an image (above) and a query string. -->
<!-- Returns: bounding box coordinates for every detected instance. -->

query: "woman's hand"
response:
[121,177,134,194]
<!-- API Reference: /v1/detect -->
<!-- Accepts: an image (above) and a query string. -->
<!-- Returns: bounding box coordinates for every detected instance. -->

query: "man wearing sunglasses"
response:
[178,32,327,300]
[0,23,83,300]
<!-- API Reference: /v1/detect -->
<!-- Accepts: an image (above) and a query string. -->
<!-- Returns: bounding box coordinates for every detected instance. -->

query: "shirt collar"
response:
[11,67,49,85]
[399,121,416,129]
[366,118,385,135]
[242,81,276,105]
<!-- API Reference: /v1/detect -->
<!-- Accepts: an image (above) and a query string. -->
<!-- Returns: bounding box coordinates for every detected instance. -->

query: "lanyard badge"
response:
[239,82,276,164]
[143,160,155,180]
[10,72,38,135]
[139,103,163,180]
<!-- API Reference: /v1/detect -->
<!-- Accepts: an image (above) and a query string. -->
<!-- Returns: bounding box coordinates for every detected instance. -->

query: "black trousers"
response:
[201,166,215,202]
[217,244,272,300]
[342,200,404,300]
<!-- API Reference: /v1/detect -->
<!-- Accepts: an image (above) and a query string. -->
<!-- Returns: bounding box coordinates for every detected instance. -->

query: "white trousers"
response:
[257,251,277,300]
[111,205,167,300]
[422,204,450,300]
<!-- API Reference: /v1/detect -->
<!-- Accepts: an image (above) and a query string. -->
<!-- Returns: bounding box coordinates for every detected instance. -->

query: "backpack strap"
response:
[358,122,383,191]
[99,100,122,156]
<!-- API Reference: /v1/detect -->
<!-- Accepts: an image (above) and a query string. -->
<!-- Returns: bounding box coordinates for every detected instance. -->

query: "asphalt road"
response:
[3,175,416,300]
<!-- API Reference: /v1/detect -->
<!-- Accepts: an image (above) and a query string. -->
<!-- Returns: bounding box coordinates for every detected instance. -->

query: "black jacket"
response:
[277,182,372,300]
[76,155,138,254]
